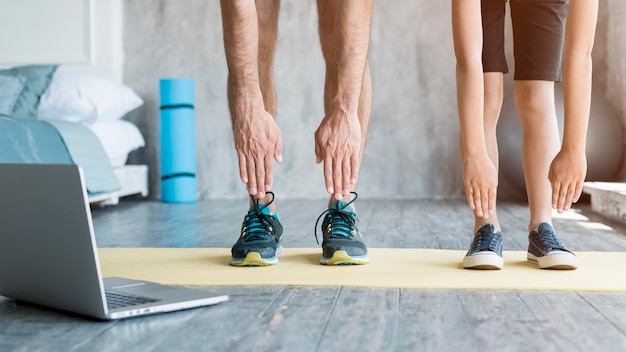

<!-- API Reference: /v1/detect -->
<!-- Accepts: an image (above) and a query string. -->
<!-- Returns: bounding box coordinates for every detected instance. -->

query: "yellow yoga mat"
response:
[98,248,626,291]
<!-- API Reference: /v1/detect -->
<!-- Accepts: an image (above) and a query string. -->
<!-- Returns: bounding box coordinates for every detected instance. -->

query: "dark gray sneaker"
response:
[528,223,578,270]
[463,223,503,270]
[314,192,369,265]
[230,192,283,267]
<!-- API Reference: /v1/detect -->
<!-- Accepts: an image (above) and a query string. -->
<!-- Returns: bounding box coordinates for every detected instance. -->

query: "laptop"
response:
[0,163,228,320]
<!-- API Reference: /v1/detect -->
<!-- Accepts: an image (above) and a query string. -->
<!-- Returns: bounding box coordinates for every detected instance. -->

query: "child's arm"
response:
[549,0,599,213]
[452,0,497,219]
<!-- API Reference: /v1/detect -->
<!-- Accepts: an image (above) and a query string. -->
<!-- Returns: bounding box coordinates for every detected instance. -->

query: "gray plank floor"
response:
[2,198,626,351]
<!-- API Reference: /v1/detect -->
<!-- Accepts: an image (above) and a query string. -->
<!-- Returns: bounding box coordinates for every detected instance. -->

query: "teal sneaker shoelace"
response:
[314,192,358,245]
[242,192,276,241]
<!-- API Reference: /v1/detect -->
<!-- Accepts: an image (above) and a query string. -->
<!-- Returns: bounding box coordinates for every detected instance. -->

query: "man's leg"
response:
[222,0,284,266]
[317,0,373,205]
[255,0,280,119]
[315,0,372,265]
[224,0,280,209]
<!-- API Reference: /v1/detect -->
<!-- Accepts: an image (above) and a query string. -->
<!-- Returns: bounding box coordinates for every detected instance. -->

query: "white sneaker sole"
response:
[463,252,503,270]
[527,251,579,270]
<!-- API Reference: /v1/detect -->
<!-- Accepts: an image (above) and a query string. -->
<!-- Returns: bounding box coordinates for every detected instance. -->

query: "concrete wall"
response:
[123,1,626,201]
[595,0,626,179]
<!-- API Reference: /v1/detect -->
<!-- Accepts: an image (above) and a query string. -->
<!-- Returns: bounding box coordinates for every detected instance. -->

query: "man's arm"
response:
[548,0,598,212]
[452,0,496,218]
[314,0,373,201]
[221,0,282,199]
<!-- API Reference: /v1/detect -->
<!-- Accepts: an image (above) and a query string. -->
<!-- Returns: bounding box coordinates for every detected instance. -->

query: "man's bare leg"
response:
[221,0,283,266]
[222,0,281,212]
[315,0,373,265]
[316,0,373,208]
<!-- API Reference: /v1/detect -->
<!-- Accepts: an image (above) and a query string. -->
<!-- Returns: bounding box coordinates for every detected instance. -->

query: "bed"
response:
[0,64,148,206]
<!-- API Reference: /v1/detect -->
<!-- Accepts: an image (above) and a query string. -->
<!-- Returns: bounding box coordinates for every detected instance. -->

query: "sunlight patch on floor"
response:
[553,208,614,231]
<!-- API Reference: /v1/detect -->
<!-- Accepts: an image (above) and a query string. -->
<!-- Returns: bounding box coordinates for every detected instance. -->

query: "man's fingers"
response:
[323,156,334,195]
[264,156,274,192]
[350,154,359,184]
[255,156,266,198]
[342,158,351,196]
[275,138,283,163]
[314,139,322,164]
[333,156,343,200]
[238,152,248,184]
[247,158,258,196]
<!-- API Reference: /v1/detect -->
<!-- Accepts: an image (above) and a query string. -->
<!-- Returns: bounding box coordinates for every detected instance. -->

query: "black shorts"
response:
[481,0,569,81]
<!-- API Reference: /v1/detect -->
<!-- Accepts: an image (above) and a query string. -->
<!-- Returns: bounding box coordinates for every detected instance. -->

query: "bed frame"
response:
[88,165,149,206]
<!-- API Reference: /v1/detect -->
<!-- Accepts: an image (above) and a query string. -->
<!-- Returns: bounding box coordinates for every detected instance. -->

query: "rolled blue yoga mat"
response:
[160,78,196,203]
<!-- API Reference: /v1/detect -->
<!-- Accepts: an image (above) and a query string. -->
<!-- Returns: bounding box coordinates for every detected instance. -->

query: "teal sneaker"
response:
[230,192,283,267]
[315,192,369,265]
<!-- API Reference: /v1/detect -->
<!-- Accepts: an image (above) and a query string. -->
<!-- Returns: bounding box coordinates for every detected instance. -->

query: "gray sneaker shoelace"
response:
[471,229,501,253]
[242,191,276,242]
[534,228,567,252]
[314,192,358,245]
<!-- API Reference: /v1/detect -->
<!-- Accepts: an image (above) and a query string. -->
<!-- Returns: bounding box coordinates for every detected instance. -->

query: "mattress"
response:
[0,116,121,194]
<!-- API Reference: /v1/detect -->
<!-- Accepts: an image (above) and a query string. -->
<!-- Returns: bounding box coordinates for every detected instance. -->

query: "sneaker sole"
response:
[320,250,369,265]
[527,251,579,270]
[229,245,283,267]
[463,252,503,270]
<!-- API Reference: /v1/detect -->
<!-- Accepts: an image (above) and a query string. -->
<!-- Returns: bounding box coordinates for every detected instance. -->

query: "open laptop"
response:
[0,163,228,320]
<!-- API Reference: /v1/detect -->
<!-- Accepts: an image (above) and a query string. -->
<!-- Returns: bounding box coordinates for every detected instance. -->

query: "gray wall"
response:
[595,0,626,179]
[123,0,625,201]
[123,0,463,200]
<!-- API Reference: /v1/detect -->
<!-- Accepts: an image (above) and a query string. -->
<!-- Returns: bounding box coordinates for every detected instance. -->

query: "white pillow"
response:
[38,72,143,124]
[87,119,146,167]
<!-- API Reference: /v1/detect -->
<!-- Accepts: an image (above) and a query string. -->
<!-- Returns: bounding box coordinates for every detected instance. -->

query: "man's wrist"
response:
[330,92,360,116]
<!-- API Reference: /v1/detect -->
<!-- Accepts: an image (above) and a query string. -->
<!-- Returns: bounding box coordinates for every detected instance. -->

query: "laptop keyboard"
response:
[105,291,160,310]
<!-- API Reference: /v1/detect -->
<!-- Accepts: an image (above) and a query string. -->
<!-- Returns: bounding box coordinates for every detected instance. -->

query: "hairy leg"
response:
[317,0,373,206]
[255,0,281,117]
[223,0,281,210]
[514,80,560,231]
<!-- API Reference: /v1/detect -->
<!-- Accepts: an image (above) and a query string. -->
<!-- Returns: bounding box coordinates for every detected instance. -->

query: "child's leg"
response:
[514,80,560,231]
[510,0,568,231]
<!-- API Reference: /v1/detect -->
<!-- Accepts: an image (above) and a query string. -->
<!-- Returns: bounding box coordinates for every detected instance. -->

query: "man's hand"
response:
[463,154,498,219]
[314,111,361,201]
[233,104,282,199]
[549,150,587,213]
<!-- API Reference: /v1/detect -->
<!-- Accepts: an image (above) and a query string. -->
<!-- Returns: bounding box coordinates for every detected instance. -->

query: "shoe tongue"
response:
[250,204,273,215]
[538,222,553,233]
[331,201,354,213]
[479,223,494,233]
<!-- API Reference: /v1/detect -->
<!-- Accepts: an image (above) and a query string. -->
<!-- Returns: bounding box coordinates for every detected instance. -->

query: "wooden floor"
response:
[2,198,626,351]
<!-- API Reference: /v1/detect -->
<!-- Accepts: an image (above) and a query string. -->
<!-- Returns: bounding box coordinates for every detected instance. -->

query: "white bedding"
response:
[87,119,145,168]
